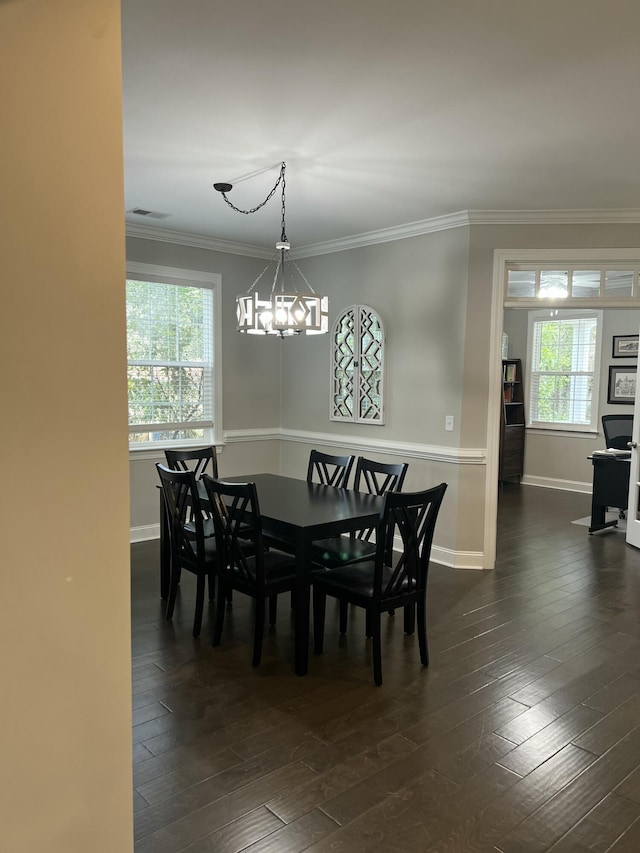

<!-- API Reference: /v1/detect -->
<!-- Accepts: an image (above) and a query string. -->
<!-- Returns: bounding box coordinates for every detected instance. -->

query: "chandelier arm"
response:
[269,257,283,297]
[289,260,318,294]
[215,162,286,216]
[246,262,274,294]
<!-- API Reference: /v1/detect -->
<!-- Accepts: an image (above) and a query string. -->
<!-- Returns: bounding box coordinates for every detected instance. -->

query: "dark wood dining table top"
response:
[219,472,383,537]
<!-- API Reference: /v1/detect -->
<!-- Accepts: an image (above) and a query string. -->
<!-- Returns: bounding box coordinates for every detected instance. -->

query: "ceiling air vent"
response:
[127,207,170,220]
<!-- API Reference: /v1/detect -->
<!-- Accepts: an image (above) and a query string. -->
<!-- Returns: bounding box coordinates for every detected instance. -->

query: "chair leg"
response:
[193,574,206,637]
[252,598,265,667]
[313,589,326,654]
[166,565,181,620]
[268,594,278,626]
[339,600,348,634]
[212,580,227,646]
[371,610,382,686]
[416,598,429,666]
[404,603,415,635]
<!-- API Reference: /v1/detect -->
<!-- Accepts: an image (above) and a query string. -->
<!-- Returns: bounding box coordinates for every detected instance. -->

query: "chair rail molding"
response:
[224,428,486,465]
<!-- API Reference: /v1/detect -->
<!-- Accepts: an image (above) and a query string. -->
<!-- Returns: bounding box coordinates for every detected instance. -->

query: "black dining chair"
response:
[313,482,447,686]
[311,457,409,631]
[312,457,408,570]
[203,476,298,668]
[307,449,355,488]
[165,445,218,479]
[156,463,219,637]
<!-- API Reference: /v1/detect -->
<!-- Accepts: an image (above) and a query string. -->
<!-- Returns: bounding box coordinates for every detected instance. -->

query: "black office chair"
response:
[601,414,633,520]
[602,415,633,450]
[313,482,448,685]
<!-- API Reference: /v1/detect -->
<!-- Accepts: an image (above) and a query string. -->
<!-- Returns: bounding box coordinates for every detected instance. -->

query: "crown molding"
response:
[292,211,471,257]
[125,223,274,259]
[467,208,640,225]
[126,209,640,261]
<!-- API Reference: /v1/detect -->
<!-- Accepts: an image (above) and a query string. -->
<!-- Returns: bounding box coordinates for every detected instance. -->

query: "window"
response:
[331,305,385,424]
[506,264,640,300]
[126,264,220,448]
[527,310,602,432]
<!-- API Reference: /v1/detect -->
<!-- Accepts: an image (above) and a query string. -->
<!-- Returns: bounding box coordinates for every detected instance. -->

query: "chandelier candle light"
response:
[213,162,328,337]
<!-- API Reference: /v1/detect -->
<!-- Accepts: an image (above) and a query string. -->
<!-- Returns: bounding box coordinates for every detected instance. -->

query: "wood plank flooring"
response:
[132,483,640,852]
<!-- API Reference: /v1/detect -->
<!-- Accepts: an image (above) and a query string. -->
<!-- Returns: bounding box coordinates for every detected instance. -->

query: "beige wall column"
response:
[0,2,133,850]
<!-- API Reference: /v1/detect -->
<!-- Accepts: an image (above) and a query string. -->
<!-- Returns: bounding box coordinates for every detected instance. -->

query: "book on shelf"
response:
[503,363,517,382]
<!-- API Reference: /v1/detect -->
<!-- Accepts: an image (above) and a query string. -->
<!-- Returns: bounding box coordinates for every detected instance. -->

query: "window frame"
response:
[126,262,222,453]
[330,304,385,425]
[525,308,603,434]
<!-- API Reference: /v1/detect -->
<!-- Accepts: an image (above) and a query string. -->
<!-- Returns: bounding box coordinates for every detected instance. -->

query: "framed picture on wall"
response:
[612,334,639,358]
[607,365,637,404]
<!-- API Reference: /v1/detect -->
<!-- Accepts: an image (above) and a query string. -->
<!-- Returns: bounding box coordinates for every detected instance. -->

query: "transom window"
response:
[331,305,385,424]
[507,265,640,300]
[527,309,602,432]
[126,264,220,449]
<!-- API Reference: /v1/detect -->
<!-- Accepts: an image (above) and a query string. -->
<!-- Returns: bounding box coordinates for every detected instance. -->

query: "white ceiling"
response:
[121,0,640,254]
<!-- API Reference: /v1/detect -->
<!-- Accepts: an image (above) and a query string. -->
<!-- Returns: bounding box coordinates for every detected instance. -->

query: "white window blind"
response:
[528,310,601,431]
[126,278,214,447]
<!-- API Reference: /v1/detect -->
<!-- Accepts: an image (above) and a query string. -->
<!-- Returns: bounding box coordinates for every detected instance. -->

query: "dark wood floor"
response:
[132,484,640,852]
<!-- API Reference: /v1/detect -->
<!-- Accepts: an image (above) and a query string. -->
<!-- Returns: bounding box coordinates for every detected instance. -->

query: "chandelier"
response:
[213,162,328,337]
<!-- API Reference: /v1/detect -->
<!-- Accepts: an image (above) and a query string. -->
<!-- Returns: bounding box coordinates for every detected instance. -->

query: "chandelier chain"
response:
[280,168,287,242]
[219,162,287,216]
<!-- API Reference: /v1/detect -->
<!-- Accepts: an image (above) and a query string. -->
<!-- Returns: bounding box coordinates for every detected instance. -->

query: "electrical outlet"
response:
[445,415,454,431]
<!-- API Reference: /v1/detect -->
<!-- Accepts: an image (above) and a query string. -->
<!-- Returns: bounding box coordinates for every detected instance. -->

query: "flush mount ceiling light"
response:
[213,162,328,337]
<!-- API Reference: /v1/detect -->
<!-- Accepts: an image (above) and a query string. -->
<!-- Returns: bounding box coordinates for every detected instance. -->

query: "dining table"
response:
[159,472,384,675]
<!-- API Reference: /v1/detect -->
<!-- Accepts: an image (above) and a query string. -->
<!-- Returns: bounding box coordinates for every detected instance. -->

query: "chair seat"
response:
[229,548,296,586]
[185,517,216,540]
[313,560,410,599]
[311,535,376,567]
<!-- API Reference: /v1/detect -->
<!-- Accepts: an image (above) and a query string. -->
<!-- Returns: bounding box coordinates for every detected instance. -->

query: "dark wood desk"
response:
[588,454,631,533]
[160,473,383,675]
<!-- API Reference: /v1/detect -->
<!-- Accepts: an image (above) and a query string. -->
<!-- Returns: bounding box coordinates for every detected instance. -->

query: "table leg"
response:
[160,490,170,599]
[293,533,311,676]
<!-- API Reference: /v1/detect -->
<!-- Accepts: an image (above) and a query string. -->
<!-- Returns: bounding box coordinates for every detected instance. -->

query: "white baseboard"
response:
[430,545,487,570]
[131,523,161,543]
[520,475,592,495]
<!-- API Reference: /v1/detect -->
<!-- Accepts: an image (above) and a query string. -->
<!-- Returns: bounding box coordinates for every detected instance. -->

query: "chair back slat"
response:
[165,446,218,479]
[353,457,409,546]
[373,483,447,602]
[307,450,355,488]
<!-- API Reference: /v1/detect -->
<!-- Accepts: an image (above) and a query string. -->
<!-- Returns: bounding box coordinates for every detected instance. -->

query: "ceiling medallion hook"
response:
[213,162,328,337]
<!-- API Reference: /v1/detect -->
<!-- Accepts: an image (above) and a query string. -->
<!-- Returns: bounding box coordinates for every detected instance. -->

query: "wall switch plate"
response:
[445,415,454,431]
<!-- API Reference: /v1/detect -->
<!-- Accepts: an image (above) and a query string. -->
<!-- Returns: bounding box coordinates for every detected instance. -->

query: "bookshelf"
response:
[500,358,525,482]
